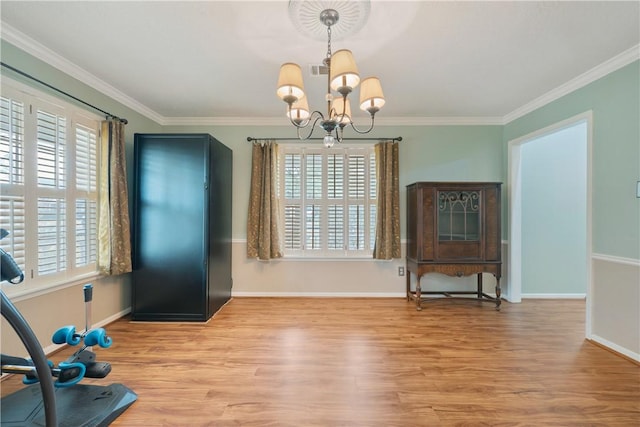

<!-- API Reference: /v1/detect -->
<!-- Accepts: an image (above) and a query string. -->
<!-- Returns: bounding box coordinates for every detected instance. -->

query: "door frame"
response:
[507,110,593,337]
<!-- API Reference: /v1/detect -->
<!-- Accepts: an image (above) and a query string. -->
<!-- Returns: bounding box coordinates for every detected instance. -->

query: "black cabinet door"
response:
[132,135,209,320]
[207,137,233,317]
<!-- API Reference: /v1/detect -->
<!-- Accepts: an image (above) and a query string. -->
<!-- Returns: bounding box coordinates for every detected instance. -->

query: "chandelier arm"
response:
[287,104,326,129]
[286,102,310,128]
[287,115,310,128]
[334,125,345,143]
[296,111,326,140]
[347,115,376,134]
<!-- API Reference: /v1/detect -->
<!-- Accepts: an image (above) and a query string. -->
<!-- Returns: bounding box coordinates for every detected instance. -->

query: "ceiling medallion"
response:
[288,0,371,41]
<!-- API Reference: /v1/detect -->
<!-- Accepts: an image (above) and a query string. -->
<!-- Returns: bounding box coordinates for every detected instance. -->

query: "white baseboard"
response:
[589,334,640,363]
[521,293,586,299]
[232,291,406,298]
[232,292,506,299]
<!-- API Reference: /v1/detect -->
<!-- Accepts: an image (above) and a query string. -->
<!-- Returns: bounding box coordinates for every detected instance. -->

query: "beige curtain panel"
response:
[246,141,283,260]
[373,141,401,260]
[98,119,133,275]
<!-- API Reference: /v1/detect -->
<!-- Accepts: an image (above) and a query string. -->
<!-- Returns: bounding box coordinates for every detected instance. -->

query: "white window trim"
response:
[278,143,377,259]
[1,77,103,298]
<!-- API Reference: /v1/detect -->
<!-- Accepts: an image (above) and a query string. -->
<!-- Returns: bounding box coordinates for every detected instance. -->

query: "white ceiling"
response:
[1,1,638,125]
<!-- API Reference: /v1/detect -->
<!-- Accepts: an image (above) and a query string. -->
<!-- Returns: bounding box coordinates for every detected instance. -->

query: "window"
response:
[0,79,100,292]
[279,145,376,257]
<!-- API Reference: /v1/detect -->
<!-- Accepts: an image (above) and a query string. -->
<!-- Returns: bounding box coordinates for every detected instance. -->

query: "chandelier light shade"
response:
[359,77,386,114]
[276,7,385,147]
[276,63,305,104]
[286,96,310,124]
[329,49,360,95]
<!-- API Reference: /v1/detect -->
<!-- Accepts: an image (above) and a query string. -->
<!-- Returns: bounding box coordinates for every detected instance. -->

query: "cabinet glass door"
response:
[437,190,480,241]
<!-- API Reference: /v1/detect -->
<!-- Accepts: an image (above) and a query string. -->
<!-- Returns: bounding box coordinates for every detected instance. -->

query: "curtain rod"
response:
[1,62,128,124]
[247,136,402,142]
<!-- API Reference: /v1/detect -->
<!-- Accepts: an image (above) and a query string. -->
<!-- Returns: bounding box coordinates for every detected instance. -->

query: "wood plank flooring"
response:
[2,298,639,426]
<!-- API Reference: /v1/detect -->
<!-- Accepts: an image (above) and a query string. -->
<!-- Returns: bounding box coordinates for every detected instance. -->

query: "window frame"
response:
[277,143,377,259]
[1,78,102,298]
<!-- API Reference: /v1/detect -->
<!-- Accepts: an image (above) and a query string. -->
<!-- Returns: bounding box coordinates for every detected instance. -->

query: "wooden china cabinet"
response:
[405,182,502,310]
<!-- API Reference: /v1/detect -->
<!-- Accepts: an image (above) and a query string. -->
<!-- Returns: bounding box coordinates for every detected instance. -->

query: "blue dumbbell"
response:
[51,325,82,346]
[84,328,112,348]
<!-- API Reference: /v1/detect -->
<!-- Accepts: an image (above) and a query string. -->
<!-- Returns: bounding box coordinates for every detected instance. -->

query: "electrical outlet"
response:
[637,181,640,198]
[398,266,405,276]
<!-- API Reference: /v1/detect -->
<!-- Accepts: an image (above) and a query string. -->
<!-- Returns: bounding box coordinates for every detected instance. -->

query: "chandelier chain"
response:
[326,25,332,60]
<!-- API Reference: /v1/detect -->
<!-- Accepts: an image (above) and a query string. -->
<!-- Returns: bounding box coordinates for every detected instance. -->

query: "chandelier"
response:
[276,7,385,148]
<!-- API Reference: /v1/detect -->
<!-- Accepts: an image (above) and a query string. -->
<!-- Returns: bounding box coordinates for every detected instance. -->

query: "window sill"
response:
[1,272,104,303]
[267,256,391,262]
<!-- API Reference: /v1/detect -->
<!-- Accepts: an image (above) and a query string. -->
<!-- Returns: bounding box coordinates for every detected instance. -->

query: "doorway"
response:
[508,112,592,335]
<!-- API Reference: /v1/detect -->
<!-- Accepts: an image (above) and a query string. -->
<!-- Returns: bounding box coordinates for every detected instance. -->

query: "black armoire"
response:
[132,134,232,321]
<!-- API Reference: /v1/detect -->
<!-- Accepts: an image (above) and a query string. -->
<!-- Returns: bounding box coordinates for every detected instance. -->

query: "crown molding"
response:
[162,116,290,126]
[503,44,640,124]
[162,115,505,127]
[375,116,504,126]
[1,22,165,125]
[3,20,637,128]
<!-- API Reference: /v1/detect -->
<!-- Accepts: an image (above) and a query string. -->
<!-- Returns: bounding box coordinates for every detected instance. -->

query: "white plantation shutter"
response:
[75,199,97,266]
[305,204,322,250]
[283,153,302,251]
[76,125,97,192]
[0,78,100,290]
[305,154,322,199]
[369,154,376,200]
[0,97,25,185]
[0,96,26,271]
[75,125,98,267]
[37,197,67,274]
[305,153,322,250]
[36,109,67,275]
[327,204,344,250]
[279,145,376,257]
[284,153,301,199]
[326,154,344,199]
[37,110,66,188]
[327,153,344,250]
[284,205,302,250]
[348,154,365,251]
[0,196,26,270]
[369,154,377,250]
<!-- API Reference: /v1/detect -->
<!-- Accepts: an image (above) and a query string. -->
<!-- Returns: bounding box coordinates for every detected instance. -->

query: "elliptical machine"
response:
[1,230,137,426]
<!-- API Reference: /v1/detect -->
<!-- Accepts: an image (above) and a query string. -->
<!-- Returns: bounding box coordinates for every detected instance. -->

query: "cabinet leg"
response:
[406,270,411,301]
[477,273,483,299]
[415,276,422,311]
[495,277,502,311]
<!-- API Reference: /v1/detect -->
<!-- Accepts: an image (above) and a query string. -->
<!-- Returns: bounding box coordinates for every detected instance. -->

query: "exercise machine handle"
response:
[83,284,93,346]
[84,283,93,303]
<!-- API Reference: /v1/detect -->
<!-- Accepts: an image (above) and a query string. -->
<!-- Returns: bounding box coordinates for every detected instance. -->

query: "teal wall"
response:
[521,121,588,294]
[504,61,640,259]
[163,124,504,239]
[0,41,163,135]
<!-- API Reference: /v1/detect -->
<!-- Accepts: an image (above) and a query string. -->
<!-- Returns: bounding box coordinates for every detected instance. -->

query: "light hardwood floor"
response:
[2,298,639,426]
